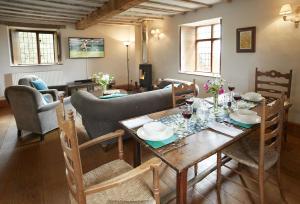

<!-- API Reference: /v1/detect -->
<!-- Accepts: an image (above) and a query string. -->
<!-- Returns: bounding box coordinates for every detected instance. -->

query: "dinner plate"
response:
[241,92,264,102]
[235,109,257,116]
[229,112,261,125]
[137,123,174,141]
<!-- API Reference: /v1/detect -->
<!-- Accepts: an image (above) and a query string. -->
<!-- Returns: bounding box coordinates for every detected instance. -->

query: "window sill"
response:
[179,71,221,78]
[10,63,63,67]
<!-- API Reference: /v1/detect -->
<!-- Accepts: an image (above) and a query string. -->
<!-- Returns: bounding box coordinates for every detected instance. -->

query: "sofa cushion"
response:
[31,79,48,90]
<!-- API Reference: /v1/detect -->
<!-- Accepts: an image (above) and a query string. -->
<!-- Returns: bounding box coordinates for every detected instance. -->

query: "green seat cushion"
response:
[99,93,128,99]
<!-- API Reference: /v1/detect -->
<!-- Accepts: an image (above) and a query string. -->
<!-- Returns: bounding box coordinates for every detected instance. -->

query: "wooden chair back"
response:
[58,109,86,204]
[172,79,196,108]
[255,68,292,100]
[259,95,284,170]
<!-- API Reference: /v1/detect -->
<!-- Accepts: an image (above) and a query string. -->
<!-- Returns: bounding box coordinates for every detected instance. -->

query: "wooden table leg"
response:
[176,169,188,204]
[133,140,141,167]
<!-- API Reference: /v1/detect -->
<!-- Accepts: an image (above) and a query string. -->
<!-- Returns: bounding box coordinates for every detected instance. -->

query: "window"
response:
[9,28,61,66]
[180,18,221,76]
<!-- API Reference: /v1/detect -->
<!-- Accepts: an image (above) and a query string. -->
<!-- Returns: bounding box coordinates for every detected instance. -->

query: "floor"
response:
[0,107,300,204]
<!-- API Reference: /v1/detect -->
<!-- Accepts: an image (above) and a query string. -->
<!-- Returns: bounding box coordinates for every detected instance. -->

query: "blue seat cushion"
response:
[31,79,48,90]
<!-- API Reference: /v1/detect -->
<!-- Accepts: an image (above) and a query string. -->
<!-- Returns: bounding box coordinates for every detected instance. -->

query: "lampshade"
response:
[280,4,292,15]
[123,41,131,46]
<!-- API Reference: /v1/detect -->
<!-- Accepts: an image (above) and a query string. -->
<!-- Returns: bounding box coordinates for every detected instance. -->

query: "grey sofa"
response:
[71,88,173,141]
[18,75,65,101]
[5,85,60,141]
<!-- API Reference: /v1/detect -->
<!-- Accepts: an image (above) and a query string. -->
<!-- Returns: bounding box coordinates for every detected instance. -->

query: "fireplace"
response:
[139,64,152,91]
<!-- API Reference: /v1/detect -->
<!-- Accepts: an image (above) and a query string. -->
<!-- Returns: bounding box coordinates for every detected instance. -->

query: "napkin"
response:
[208,121,244,137]
[122,116,154,129]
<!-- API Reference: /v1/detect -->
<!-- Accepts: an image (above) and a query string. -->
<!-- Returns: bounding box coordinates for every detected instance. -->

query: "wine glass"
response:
[181,105,192,135]
[227,82,236,107]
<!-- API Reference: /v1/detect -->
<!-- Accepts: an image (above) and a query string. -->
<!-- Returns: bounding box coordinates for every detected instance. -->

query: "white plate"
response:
[242,92,264,102]
[229,112,261,125]
[235,109,257,116]
[137,125,174,141]
[236,101,256,109]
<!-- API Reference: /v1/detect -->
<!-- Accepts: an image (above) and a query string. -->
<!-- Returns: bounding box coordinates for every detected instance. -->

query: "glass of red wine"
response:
[227,82,235,108]
[182,105,192,134]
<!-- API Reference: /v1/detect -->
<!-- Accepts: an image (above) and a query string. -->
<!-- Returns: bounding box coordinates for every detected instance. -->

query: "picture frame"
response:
[236,27,256,53]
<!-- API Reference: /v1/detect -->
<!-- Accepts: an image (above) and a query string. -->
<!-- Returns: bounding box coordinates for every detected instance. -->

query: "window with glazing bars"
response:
[196,23,221,73]
[9,29,60,65]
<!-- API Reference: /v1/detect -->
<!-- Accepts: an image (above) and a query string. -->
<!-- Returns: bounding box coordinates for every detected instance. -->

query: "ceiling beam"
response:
[0,20,66,29]
[147,1,194,11]
[133,5,181,14]
[0,1,89,15]
[0,10,79,20]
[0,6,84,18]
[75,0,148,30]
[0,14,75,23]
[179,0,211,7]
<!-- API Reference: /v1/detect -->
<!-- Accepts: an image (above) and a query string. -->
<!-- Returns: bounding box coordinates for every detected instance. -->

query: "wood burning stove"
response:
[139,64,152,91]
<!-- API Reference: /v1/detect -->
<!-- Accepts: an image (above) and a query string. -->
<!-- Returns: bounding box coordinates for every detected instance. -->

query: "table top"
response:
[120,107,257,173]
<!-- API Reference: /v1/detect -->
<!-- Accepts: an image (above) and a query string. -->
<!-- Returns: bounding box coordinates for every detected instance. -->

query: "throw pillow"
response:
[31,79,48,90]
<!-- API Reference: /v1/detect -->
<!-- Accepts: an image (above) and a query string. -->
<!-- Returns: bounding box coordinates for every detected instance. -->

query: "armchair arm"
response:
[40,89,59,101]
[84,157,162,195]
[79,129,124,151]
[37,101,60,112]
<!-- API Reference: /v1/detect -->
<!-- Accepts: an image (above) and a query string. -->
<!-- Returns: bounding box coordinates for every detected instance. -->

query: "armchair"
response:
[18,75,66,101]
[5,85,60,141]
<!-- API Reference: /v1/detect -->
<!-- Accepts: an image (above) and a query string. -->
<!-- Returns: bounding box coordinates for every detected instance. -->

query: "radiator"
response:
[11,70,64,86]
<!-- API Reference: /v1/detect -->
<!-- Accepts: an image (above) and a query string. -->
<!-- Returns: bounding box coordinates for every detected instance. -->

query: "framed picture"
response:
[236,27,256,53]
[69,37,105,59]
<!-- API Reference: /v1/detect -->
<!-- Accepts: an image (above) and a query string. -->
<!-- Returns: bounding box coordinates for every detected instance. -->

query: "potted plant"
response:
[92,72,114,94]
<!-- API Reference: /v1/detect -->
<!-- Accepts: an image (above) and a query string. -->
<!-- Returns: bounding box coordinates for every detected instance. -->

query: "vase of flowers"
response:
[203,78,225,112]
[92,72,114,95]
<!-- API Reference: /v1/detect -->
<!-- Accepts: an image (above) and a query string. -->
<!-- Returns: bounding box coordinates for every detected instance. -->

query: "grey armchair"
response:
[18,75,65,101]
[5,85,60,141]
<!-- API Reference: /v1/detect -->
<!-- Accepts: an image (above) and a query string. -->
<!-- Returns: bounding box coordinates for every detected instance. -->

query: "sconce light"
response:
[150,28,164,40]
[279,4,300,28]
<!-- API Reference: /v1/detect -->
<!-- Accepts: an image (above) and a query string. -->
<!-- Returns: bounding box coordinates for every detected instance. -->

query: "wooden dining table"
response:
[119,99,291,204]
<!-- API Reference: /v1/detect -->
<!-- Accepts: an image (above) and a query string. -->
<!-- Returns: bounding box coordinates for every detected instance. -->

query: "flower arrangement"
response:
[203,78,225,110]
[203,78,225,95]
[92,72,114,89]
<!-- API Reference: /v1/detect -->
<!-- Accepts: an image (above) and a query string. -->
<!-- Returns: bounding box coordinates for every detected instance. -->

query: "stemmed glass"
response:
[227,82,236,108]
[181,104,192,134]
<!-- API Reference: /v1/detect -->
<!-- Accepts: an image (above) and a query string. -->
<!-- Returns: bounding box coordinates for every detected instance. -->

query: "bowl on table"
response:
[137,122,174,141]
[241,92,264,102]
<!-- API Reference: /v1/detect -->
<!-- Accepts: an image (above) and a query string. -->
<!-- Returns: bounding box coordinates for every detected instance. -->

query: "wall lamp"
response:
[279,4,300,28]
[150,28,164,40]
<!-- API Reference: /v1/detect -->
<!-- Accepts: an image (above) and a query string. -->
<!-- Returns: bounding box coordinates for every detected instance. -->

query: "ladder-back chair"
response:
[56,105,162,204]
[172,79,196,108]
[217,96,285,204]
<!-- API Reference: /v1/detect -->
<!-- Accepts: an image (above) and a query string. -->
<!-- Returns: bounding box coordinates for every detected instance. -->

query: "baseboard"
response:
[0,99,9,108]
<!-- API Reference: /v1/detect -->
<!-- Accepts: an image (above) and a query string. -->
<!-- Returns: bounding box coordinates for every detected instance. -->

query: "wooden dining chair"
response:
[172,79,196,108]
[255,68,292,141]
[56,105,162,204]
[216,96,285,204]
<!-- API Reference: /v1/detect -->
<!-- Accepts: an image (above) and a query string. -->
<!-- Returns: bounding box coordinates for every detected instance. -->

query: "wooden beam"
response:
[179,0,211,7]
[0,10,79,20]
[148,1,194,10]
[0,20,66,29]
[0,15,75,23]
[6,0,95,11]
[0,6,84,18]
[75,0,148,30]
[133,5,180,14]
[0,1,89,15]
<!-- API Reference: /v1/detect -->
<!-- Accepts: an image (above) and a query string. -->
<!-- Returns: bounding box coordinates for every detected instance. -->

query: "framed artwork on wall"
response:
[236,27,256,53]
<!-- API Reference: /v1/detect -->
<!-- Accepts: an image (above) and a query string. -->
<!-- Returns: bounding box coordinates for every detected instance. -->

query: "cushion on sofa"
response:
[31,79,48,90]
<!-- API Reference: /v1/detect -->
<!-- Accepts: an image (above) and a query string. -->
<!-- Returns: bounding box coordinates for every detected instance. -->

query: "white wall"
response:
[148,0,300,123]
[0,23,138,98]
